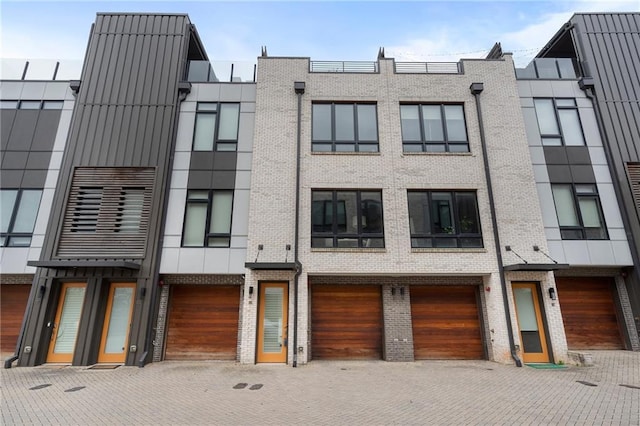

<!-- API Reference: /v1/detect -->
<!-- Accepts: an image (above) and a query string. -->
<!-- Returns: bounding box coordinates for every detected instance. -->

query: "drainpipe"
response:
[470,82,522,367]
[292,81,305,367]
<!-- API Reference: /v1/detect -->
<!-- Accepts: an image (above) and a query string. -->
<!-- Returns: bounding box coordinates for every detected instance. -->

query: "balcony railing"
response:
[395,62,461,74]
[310,61,379,73]
[516,58,579,80]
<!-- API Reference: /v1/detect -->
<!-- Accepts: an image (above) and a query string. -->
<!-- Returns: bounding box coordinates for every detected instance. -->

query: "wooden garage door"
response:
[0,284,31,354]
[411,286,483,359]
[311,285,382,360]
[556,277,623,349]
[165,285,240,360]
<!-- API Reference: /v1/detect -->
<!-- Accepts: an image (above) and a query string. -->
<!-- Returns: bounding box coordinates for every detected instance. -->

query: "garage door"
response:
[0,284,31,355]
[165,285,240,360]
[556,277,624,349]
[311,285,382,360]
[411,286,484,359]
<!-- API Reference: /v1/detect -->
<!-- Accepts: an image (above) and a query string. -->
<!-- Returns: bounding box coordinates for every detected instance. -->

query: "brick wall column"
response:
[382,284,414,361]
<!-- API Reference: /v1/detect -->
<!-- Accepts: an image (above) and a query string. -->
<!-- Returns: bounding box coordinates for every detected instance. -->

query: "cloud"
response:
[385,31,487,63]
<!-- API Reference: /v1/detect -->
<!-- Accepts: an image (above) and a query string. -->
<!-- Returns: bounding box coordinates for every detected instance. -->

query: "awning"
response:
[504,263,570,272]
[244,262,297,271]
[27,260,141,270]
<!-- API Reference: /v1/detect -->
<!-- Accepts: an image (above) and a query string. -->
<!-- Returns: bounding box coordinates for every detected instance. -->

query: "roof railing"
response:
[310,61,378,73]
[394,62,462,74]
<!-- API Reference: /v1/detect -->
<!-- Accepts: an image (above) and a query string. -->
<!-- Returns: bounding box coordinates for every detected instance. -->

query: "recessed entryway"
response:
[257,282,289,363]
[46,283,87,363]
[97,283,135,364]
[512,282,550,364]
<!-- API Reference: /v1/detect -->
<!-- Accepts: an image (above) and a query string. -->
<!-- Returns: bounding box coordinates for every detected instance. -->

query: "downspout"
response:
[470,82,522,367]
[292,81,305,367]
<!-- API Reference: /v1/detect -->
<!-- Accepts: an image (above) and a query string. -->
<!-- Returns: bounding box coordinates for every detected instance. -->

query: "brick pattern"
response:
[0,275,34,285]
[615,275,640,351]
[382,284,414,361]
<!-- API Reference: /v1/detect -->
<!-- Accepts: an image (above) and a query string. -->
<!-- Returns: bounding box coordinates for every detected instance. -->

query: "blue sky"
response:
[1,0,638,79]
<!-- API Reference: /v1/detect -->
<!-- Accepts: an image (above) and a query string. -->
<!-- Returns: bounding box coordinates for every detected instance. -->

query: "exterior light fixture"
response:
[548,288,556,300]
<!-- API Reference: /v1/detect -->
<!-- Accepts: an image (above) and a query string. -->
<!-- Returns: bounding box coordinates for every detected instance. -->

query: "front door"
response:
[47,283,87,363]
[257,283,288,363]
[512,282,550,363]
[97,283,135,363]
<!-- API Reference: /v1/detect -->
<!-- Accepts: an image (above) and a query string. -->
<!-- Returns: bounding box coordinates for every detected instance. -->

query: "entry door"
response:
[47,283,87,363]
[98,283,135,363]
[257,283,288,363]
[512,282,550,363]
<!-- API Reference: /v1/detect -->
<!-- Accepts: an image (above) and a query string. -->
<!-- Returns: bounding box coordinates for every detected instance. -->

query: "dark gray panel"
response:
[26,152,53,169]
[566,147,592,165]
[31,111,62,152]
[1,151,29,169]
[569,165,596,183]
[6,111,38,151]
[0,170,24,187]
[543,147,568,165]
[21,170,47,187]
[546,165,573,183]
[212,171,236,189]
[213,152,238,171]
[188,170,213,188]
[1,110,17,150]
[190,152,214,170]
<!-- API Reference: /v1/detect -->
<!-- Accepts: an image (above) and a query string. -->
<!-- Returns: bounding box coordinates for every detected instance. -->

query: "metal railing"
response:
[310,61,378,73]
[395,62,461,74]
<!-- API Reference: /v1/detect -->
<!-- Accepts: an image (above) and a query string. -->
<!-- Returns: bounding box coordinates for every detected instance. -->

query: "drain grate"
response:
[576,380,597,387]
[64,386,86,392]
[87,364,120,370]
[29,384,52,391]
[233,383,248,389]
[620,384,640,390]
[250,384,263,390]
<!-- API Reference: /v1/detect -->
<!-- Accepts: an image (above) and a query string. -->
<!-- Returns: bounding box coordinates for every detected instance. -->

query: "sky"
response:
[1,0,638,80]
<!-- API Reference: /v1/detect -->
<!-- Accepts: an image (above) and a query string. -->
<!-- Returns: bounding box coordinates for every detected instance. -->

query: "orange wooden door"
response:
[47,283,86,363]
[257,283,288,363]
[512,282,550,363]
[97,283,135,363]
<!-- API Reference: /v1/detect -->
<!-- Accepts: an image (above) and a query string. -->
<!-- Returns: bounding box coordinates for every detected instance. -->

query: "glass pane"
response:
[262,287,283,353]
[312,192,333,232]
[455,192,479,234]
[357,105,377,141]
[216,143,236,152]
[193,113,216,150]
[8,236,31,246]
[218,104,240,140]
[335,104,355,141]
[53,286,85,354]
[555,99,576,107]
[400,105,421,141]
[433,238,457,248]
[183,203,207,246]
[337,191,357,234]
[534,99,559,135]
[20,101,41,109]
[104,287,133,354]
[12,190,42,233]
[425,144,446,152]
[311,237,333,248]
[561,229,584,239]
[335,143,356,152]
[449,143,470,153]
[358,144,379,152]
[403,143,423,152]
[117,189,144,233]
[188,190,209,200]
[42,101,64,110]
[578,197,603,227]
[336,238,359,248]
[551,185,579,226]
[444,105,467,141]
[541,137,563,146]
[411,238,432,248]
[535,58,559,78]
[312,104,332,141]
[558,109,585,146]
[312,143,332,152]
[364,238,384,248]
[575,184,596,194]
[210,192,233,233]
[361,192,383,234]
[208,237,230,247]
[556,58,576,79]
[408,192,429,235]
[1,190,18,232]
[431,193,454,234]
[0,101,18,109]
[460,237,483,248]
[514,287,538,331]
[197,103,217,112]
[422,105,443,141]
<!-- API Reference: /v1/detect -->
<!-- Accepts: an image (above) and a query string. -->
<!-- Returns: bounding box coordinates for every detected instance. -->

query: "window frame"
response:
[400,103,469,153]
[192,102,241,152]
[311,102,379,153]
[533,98,585,146]
[311,189,385,248]
[551,183,608,240]
[407,190,483,248]
[182,189,234,248]
[0,188,43,247]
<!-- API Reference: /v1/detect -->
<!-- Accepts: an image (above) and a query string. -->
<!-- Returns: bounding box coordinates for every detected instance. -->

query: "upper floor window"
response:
[400,104,469,153]
[0,100,63,110]
[407,190,482,248]
[312,103,378,152]
[312,190,384,248]
[551,184,607,240]
[1,189,42,247]
[182,190,233,247]
[193,103,240,152]
[533,98,585,146]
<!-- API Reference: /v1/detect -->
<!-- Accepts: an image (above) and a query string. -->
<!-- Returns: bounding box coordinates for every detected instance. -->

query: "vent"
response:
[628,163,640,212]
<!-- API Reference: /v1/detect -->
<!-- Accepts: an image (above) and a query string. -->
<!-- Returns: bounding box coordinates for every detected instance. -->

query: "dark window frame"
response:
[0,100,64,110]
[533,98,585,146]
[181,189,234,248]
[192,102,240,152]
[311,102,379,152]
[0,188,43,247]
[400,103,470,153]
[551,183,608,240]
[311,189,385,248]
[407,190,483,248]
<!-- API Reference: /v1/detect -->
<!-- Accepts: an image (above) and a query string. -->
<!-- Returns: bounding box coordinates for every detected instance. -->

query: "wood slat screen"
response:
[627,163,640,212]
[57,167,155,258]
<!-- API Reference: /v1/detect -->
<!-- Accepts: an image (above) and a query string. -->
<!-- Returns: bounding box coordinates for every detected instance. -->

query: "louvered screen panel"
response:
[628,163,640,212]
[57,167,155,258]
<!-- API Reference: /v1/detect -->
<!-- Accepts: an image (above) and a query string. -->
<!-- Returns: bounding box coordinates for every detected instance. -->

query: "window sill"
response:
[311,151,381,156]
[311,247,387,253]
[402,152,473,156]
[411,248,487,253]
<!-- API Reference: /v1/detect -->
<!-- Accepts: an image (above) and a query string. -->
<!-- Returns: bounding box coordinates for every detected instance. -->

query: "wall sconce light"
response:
[391,287,396,296]
[548,288,556,300]
[249,286,254,297]
[139,287,146,299]
[399,287,405,297]
[38,285,46,297]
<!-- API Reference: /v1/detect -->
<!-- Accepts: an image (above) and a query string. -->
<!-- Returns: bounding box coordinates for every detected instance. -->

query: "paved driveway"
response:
[1,351,639,425]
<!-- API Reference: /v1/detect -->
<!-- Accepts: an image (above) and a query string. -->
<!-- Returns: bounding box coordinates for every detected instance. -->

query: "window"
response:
[407,191,482,248]
[312,103,378,152]
[1,189,42,247]
[312,190,384,248]
[400,104,469,152]
[193,103,240,152]
[533,98,585,146]
[182,190,233,247]
[551,184,607,240]
[0,100,63,110]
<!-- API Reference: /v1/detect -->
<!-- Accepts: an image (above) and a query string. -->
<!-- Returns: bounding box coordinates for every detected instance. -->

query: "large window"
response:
[400,104,469,152]
[551,184,607,240]
[1,189,42,247]
[312,103,378,152]
[183,190,233,247]
[312,190,384,248]
[193,103,240,152]
[533,98,585,146]
[407,191,482,248]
